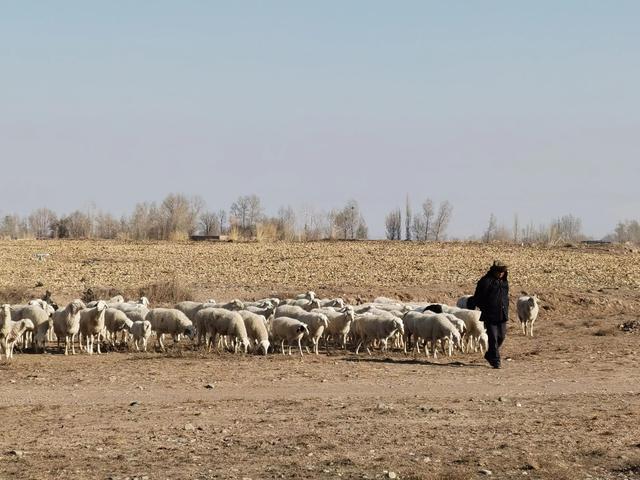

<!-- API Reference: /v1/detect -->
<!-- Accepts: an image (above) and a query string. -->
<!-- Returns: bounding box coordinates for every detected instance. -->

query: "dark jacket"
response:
[469,269,509,324]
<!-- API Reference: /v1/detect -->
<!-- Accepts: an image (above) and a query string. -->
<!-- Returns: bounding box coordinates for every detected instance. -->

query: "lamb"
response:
[104,308,133,347]
[111,303,149,323]
[175,300,216,345]
[352,315,404,355]
[517,295,540,336]
[146,308,195,352]
[130,320,152,352]
[79,301,108,354]
[195,308,250,353]
[52,300,85,355]
[245,303,277,321]
[318,298,345,309]
[316,306,355,349]
[238,310,270,355]
[270,316,309,356]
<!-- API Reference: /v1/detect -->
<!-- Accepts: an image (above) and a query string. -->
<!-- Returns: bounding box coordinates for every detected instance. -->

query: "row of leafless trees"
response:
[480,213,585,244]
[0,194,369,241]
[385,197,454,241]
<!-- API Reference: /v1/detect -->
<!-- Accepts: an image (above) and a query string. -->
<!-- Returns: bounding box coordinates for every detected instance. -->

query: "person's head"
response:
[490,260,508,279]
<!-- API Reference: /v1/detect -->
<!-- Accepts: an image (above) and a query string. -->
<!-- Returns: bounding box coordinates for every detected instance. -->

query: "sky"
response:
[1,1,639,239]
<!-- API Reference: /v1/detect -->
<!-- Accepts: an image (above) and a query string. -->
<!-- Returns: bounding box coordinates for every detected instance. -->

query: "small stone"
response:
[479,469,493,475]
[516,402,522,408]
[498,397,508,403]
[205,384,215,389]
[9,379,16,384]
[129,401,140,407]
[137,386,144,390]
[9,450,24,458]
[387,472,397,479]
[184,423,196,431]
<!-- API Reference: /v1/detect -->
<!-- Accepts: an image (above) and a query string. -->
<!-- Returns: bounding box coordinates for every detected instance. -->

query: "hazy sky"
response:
[1,1,638,239]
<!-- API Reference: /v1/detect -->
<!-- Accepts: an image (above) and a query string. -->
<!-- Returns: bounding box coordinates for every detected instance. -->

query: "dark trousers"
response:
[486,322,507,364]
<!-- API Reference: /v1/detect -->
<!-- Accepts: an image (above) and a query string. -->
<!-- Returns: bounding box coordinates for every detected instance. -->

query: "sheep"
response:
[289,298,321,311]
[318,297,345,309]
[104,308,133,347]
[517,295,540,336]
[28,298,56,316]
[17,305,52,352]
[195,308,250,353]
[1,304,13,359]
[130,320,152,352]
[270,316,309,356]
[317,306,355,350]
[402,310,431,354]
[295,291,316,301]
[426,314,462,358]
[175,301,217,345]
[238,310,270,355]
[52,300,85,355]
[245,303,277,321]
[274,305,328,354]
[444,307,486,353]
[456,295,473,309]
[79,301,108,354]
[0,305,34,360]
[352,315,404,355]
[216,299,245,311]
[146,308,195,352]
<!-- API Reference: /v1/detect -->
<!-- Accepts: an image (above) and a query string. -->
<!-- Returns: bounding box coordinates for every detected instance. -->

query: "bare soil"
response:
[1,240,640,480]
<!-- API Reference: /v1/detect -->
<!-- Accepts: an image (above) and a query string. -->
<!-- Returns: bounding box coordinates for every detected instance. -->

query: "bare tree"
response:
[95,212,121,239]
[405,194,412,241]
[483,213,498,243]
[385,209,402,240]
[28,208,57,238]
[411,213,426,241]
[0,214,28,239]
[160,193,202,238]
[422,199,434,241]
[333,200,367,240]
[199,211,220,236]
[277,205,296,240]
[513,213,520,243]
[230,194,263,236]
[433,201,453,241]
[218,209,227,235]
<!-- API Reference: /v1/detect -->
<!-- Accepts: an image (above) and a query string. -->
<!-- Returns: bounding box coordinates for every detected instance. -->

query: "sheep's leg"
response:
[280,339,285,355]
[530,321,534,337]
[297,338,303,357]
[97,332,102,354]
[521,322,526,335]
[355,340,363,355]
[71,334,76,355]
[142,338,147,352]
[158,334,166,352]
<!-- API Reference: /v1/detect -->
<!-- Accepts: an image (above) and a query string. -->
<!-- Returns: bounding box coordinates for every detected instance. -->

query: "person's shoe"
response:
[491,362,501,369]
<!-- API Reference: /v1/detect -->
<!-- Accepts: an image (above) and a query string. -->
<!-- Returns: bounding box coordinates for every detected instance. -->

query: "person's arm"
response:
[470,276,489,310]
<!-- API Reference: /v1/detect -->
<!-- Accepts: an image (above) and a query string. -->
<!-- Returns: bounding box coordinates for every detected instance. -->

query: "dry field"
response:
[1,239,640,480]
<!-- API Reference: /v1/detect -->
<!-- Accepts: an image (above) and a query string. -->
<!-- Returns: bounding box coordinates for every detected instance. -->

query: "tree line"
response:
[0,193,632,243]
[0,194,369,242]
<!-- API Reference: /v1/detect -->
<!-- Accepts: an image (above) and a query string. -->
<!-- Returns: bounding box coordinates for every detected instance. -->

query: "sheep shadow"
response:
[342,356,485,368]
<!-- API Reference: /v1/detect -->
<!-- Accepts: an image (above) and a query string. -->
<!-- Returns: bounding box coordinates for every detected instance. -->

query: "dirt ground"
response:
[1,240,640,480]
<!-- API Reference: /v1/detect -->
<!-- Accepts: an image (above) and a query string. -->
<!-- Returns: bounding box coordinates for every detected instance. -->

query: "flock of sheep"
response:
[0,291,540,361]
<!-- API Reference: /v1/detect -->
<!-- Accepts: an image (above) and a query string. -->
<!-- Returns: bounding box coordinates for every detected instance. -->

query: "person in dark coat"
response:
[468,260,509,368]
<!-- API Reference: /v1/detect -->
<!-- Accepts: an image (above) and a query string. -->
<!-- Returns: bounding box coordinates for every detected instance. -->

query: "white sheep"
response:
[79,301,108,354]
[195,308,250,353]
[175,300,216,345]
[146,308,195,352]
[441,306,486,353]
[104,308,133,347]
[18,305,52,353]
[238,310,270,355]
[274,305,328,354]
[426,314,462,358]
[216,299,245,311]
[318,306,355,350]
[130,320,152,352]
[270,316,309,356]
[517,295,540,336]
[295,291,316,301]
[0,305,35,360]
[352,315,404,355]
[52,300,85,355]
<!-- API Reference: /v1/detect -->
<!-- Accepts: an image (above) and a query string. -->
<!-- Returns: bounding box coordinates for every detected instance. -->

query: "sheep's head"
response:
[341,306,355,321]
[393,319,405,335]
[258,340,270,356]
[1,304,10,319]
[319,314,329,328]
[96,300,108,312]
[183,325,196,339]
[138,296,150,308]
[69,300,85,314]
